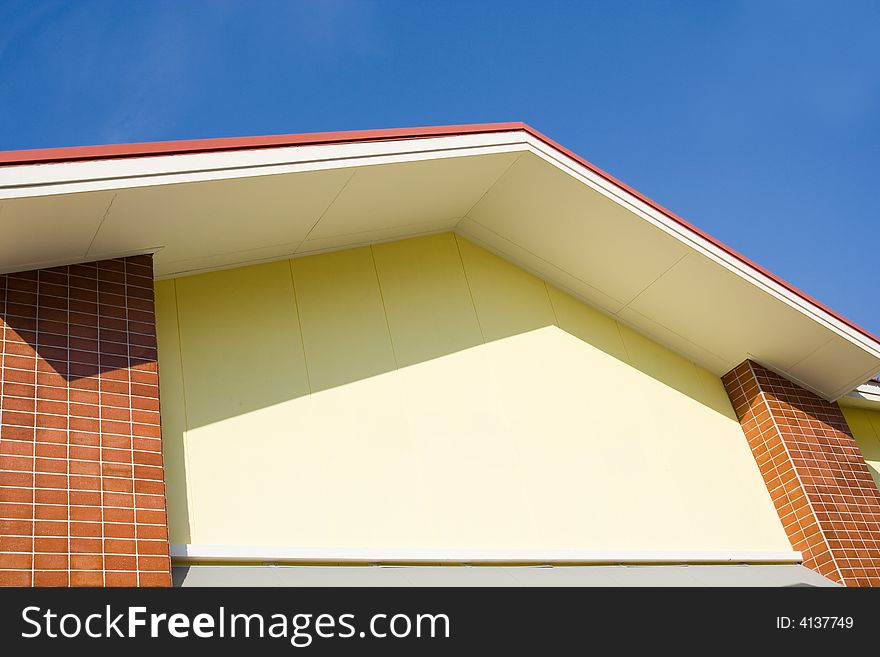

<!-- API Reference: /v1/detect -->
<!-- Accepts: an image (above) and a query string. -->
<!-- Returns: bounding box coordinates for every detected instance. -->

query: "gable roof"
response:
[0,122,877,400]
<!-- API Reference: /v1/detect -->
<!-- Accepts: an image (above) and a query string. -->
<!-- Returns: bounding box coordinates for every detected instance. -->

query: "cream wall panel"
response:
[615,305,734,376]
[618,324,728,416]
[156,241,306,279]
[456,216,626,315]
[787,337,874,401]
[372,233,483,367]
[177,325,788,551]
[154,279,192,544]
[455,233,555,342]
[292,247,396,392]
[90,170,351,269]
[0,191,114,271]
[174,260,309,428]
[467,153,688,307]
[182,376,411,546]
[296,218,458,257]
[626,253,831,372]
[307,153,517,240]
[484,328,783,549]
[840,406,880,490]
[156,233,792,554]
[545,283,629,362]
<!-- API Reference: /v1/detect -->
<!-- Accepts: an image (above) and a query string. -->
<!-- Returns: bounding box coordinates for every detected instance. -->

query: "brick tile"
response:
[1,256,168,588]
[723,360,880,587]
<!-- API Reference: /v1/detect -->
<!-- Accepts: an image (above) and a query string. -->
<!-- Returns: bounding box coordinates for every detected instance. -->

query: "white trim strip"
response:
[840,381,880,408]
[0,134,530,196]
[170,544,802,565]
[852,381,880,400]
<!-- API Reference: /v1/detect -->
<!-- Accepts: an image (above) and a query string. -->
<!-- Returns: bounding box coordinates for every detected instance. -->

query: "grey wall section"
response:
[173,565,837,587]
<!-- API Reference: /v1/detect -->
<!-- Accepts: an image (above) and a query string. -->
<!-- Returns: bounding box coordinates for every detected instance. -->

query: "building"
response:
[1,123,879,587]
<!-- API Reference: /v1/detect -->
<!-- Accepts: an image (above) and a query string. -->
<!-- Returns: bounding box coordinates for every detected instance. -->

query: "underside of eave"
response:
[0,127,878,402]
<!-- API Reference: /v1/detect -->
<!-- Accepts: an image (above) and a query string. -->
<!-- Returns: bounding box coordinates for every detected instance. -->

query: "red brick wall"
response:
[723,360,880,586]
[0,255,170,587]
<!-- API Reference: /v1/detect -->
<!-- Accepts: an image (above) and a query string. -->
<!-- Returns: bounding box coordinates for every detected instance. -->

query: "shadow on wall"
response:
[159,233,735,429]
[1,262,157,383]
[0,259,163,534]
[155,233,742,544]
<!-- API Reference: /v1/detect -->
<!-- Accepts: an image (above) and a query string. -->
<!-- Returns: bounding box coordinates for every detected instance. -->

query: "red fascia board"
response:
[0,122,529,167]
[1,121,878,349]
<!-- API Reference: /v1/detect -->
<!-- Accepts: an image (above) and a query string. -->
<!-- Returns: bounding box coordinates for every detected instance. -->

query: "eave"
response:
[839,380,880,410]
[1,122,877,401]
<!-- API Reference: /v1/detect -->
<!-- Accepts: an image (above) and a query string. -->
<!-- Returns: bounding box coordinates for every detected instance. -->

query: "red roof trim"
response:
[0,122,529,167]
[1,121,877,347]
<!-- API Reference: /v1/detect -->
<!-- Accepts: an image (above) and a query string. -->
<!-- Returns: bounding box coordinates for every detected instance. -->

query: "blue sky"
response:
[1,1,878,333]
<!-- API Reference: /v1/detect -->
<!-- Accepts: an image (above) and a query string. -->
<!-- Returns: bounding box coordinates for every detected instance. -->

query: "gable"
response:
[1,124,876,399]
[156,233,791,556]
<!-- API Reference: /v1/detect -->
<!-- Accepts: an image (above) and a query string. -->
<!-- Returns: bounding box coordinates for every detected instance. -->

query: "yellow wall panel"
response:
[174,260,309,428]
[840,406,880,490]
[292,248,395,392]
[545,284,629,362]
[156,233,792,554]
[153,279,191,544]
[372,233,483,367]
[455,233,555,342]
[617,323,732,416]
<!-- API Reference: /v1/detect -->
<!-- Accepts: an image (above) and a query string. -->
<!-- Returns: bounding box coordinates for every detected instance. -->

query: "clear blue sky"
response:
[1,1,878,333]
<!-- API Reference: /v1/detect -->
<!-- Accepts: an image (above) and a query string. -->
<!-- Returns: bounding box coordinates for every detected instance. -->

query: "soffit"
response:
[0,127,876,400]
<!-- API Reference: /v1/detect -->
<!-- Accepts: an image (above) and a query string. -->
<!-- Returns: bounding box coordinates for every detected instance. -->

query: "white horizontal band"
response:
[170,544,802,565]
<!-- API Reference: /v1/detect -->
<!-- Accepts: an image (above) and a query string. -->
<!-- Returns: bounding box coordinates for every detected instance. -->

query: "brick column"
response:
[722,360,880,586]
[0,255,170,587]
